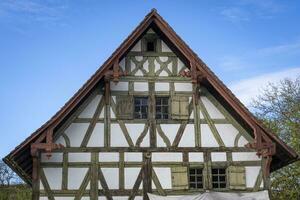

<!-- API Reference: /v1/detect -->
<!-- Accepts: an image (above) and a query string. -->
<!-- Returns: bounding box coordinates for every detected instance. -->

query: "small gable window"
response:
[146,40,155,52]
[156,97,169,119]
[212,168,227,189]
[134,97,148,119]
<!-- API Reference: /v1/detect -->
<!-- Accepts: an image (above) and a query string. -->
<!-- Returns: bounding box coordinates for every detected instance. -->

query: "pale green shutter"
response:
[171,96,189,119]
[116,95,133,119]
[171,166,188,190]
[227,166,246,190]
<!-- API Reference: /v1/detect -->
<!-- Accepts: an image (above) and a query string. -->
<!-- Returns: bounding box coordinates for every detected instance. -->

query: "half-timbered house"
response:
[4,9,298,200]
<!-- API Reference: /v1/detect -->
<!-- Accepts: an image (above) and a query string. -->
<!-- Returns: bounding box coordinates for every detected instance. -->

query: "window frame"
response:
[133,96,149,119]
[188,167,203,189]
[211,167,227,189]
[155,96,170,120]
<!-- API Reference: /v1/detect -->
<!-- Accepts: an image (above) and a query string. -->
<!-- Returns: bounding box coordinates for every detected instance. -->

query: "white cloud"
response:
[218,39,300,71]
[219,0,284,22]
[229,67,300,106]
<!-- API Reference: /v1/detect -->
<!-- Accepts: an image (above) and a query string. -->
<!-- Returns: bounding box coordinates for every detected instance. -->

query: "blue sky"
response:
[0,0,300,158]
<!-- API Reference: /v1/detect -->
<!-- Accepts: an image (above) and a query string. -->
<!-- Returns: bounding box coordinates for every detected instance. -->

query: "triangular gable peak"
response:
[4,9,298,185]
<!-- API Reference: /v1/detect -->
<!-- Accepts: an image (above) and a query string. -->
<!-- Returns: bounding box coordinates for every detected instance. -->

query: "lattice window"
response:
[189,168,203,189]
[212,168,227,189]
[156,97,169,119]
[134,97,148,119]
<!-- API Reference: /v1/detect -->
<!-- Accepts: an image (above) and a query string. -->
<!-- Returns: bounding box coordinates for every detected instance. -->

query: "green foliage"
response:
[251,77,300,200]
[0,185,31,200]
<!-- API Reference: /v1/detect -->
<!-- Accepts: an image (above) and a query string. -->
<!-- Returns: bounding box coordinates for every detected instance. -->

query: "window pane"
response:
[212,168,227,189]
[134,97,148,119]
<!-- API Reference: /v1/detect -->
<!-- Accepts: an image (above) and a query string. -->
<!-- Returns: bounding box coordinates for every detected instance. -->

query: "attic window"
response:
[146,40,155,52]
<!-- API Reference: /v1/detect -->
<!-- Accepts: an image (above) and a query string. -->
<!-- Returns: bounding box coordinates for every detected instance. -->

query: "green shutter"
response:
[171,96,189,120]
[227,166,246,190]
[116,95,133,119]
[171,166,188,190]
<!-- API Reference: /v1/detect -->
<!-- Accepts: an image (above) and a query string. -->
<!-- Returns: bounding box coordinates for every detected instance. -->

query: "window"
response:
[212,168,227,189]
[146,41,155,51]
[134,97,148,119]
[189,168,203,189]
[156,97,169,119]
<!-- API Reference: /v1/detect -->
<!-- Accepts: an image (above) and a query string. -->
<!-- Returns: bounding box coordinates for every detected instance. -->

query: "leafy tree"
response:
[251,77,300,200]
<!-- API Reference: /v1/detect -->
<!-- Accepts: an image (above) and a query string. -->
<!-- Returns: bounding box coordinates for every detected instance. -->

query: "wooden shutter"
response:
[116,95,133,119]
[171,96,189,120]
[227,166,246,190]
[171,166,188,190]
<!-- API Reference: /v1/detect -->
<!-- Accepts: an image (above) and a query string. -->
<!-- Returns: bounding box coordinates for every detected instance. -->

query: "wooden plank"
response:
[156,124,171,147]
[136,124,150,147]
[143,153,152,200]
[90,152,99,200]
[119,152,125,190]
[253,169,263,191]
[62,152,68,190]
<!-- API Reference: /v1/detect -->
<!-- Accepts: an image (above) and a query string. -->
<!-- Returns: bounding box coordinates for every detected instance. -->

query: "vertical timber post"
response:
[32,152,40,200]
[143,152,152,200]
[149,81,156,147]
[104,78,111,147]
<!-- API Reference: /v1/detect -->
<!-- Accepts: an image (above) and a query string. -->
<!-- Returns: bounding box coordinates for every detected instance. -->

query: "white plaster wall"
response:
[157,133,167,147]
[135,69,144,76]
[140,131,150,147]
[189,152,204,162]
[111,81,128,91]
[110,124,129,147]
[68,153,91,162]
[112,197,129,200]
[43,168,62,190]
[152,153,182,162]
[200,97,225,119]
[102,168,119,189]
[41,153,63,163]
[124,152,143,162]
[99,152,119,162]
[119,58,125,71]
[131,40,141,52]
[78,95,102,118]
[161,41,172,52]
[154,59,160,72]
[55,136,66,146]
[160,124,179,145]
[245,166,261,187]
[143,60,149,72]
[153,167,172,189]
[68,168,89,189]
[178,124,195,147]
[111,107,116,118]
[155,82,170,91]
[135,56,143,62]
[238,136,248,147]
[55,198,77,200]
[174,83,192,92]
[201,124,219,147]
[125,168,141,189]
[215,124,239,147]
[87,123,104,147]
[134,82,148,91]
[126,124,147,145]
[232,152,261,161]
[159,57,169,62]
[178,59,186,73]
[159,69,169,76]
[211,152,227,161]
[65,123,89,147]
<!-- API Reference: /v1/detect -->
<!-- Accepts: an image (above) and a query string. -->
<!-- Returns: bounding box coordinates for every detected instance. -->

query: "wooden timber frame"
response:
[3,8,298,200]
